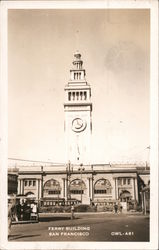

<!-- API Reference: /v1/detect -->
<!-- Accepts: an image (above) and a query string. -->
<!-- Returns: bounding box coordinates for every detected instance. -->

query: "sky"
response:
[8,9,150,164]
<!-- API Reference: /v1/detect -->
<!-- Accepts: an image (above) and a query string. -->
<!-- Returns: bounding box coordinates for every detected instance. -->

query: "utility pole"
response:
[78,164,85,204]
[66,161,73,205]
[41,166,44,199]
[91,165,95,204]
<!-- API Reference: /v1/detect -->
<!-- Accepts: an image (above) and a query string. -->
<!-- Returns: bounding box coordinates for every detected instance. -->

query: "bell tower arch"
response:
[64,52,92,164]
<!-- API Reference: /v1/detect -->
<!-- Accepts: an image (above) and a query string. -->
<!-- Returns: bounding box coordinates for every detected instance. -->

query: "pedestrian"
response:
[8,195,16,238]
[114,203,118,214]
[120,204,123,213]
[16,199,21,221]
[71,205,75,220]
[31,201,38,221]
[23,199,31,221]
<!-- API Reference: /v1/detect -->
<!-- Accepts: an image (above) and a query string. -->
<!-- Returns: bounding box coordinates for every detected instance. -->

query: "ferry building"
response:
[16,52,150,208]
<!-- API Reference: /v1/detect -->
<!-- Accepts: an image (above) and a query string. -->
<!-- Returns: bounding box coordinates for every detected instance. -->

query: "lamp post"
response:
[41,166,44,199]
[66,161,73,205]
[91,165,94,205]
[78,164,85,204]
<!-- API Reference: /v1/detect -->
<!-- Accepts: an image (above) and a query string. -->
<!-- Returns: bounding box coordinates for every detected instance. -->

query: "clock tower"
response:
[64,52,92,164]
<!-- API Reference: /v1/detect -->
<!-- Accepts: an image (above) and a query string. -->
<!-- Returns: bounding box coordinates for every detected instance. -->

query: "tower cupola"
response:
[73,52,83,70]
[70,51,86,82]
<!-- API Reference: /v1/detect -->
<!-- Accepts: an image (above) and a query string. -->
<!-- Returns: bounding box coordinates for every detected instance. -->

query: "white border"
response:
[0,1,158,250]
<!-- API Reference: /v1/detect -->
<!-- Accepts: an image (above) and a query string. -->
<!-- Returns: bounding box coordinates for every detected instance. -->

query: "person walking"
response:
[8,195,16,238]
[114,203,118,214]
[71,205,75,220]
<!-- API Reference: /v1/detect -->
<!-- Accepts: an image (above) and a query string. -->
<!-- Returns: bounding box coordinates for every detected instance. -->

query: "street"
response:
[9,213,149,242]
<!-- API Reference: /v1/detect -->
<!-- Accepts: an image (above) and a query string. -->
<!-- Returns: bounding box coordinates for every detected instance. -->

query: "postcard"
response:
[0,0,158,250]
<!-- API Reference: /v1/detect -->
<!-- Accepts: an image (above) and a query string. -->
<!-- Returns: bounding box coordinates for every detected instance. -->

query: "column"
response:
[114,178,117,199]
[141,192,144,212]
[89,177,92,199]
[39,179,42,199]
[65,178,68,201]
[37,179,39,200]
[115,178,118,199]
[18,179,21,194]
[86,177,90,197]
[143,192,147,215]
[135,178,138,202]
[133,178,136,200]
[92,177,94,201]
[21,180,24,195]
[62,178,65,198]
[20,180,23,195]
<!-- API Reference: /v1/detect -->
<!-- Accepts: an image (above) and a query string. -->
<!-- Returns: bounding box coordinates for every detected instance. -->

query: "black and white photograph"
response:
[0,0,158,250]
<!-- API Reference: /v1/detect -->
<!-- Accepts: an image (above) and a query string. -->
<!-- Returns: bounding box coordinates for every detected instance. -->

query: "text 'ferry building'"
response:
[10,52,150,210]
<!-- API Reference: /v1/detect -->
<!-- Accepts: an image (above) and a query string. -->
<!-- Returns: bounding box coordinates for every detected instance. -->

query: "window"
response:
[44,179,61,196]
[123,178,126,185]
[72,92,75,100]
[70,190,83,194]
[118,178,122,185]
[70,179,86,195]
[84,91,87,100]
[48,190,60,195]
[127,178,131,185]
[24,179,36,187]
[118,178,131,186]
[68,92,71,101]
[94,179,112,195]
[94,190,106,194]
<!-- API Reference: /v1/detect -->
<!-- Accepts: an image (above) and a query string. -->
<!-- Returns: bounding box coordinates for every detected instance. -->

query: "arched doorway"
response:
[119,190,131,202]
[25,191,35,198]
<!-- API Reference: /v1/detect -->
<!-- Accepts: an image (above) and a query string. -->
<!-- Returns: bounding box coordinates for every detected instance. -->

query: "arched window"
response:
[94,179,112,194]
[70,179,86,194]
[43,179,61,196]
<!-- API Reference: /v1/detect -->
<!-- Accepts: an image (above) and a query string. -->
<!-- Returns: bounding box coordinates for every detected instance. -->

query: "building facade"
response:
[16,163,150,208]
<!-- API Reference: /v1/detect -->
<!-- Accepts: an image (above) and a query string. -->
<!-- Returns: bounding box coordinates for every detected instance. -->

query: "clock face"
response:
[72,118,87,132]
